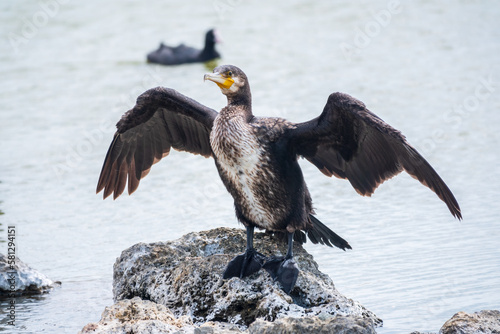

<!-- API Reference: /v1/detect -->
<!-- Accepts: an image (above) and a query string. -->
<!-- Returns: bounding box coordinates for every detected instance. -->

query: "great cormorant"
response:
[97,65,462,293]
[147,29,221,65]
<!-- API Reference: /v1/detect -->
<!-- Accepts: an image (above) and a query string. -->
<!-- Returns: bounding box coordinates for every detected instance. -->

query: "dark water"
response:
[1,1,499,333]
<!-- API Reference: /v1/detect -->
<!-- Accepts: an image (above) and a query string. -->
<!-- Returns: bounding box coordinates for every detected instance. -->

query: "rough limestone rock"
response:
[112,227,381,331]
[0,254,57,297]
[248,316,376,334]
[439,310,500,334]
[79,297,195,334]
[80,297,375,334]
[79,297,247,334]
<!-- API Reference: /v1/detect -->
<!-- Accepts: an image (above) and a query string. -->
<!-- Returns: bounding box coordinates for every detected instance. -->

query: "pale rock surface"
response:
[79,297,194,334]
[0,254,57,297]
[439,310,500,334]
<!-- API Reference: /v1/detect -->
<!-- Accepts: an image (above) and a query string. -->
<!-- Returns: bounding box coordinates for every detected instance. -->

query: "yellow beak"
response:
[204,72,235,89]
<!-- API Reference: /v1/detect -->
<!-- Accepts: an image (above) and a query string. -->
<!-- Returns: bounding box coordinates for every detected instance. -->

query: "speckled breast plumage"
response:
[210,114,290,230]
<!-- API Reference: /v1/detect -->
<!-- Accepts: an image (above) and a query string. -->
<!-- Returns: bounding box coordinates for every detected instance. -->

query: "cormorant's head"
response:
[204,65,250,103]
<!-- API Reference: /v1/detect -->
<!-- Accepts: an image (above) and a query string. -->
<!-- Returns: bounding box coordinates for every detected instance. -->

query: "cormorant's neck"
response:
[223,92,253,120]
[227,94,251,109]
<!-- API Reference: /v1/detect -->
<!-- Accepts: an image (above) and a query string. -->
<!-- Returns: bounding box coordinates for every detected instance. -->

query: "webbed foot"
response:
[263,256,299,294]
[223,248,266,279]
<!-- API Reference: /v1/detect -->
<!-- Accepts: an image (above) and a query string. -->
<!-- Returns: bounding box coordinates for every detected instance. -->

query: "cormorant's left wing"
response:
[96,87,217,199]
[289,92,462,219]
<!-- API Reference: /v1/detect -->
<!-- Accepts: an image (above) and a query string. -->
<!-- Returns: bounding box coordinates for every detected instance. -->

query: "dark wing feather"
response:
[290,92,462,219]
[96,87,218,199]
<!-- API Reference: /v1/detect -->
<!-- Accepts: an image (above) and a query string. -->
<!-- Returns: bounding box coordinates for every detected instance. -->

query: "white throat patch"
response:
[225,76,242,94]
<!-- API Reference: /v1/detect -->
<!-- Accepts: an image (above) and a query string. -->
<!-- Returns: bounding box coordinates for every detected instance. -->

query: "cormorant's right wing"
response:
[289,92,462,220]
[96,87,217,199]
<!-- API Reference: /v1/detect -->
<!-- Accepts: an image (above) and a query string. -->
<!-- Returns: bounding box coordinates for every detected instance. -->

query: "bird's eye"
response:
[227,71,232,77]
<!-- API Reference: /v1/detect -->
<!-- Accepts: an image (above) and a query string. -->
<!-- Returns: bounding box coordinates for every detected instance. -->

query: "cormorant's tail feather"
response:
[293,230,307,244]
[306,214,352,251]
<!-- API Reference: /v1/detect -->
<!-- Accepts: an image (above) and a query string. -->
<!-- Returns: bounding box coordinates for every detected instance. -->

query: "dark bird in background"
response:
[97,65,462,293]
[147,29,221,66]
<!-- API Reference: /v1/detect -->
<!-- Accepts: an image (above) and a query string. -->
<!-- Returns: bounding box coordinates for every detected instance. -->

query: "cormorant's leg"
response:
[223,225,266,279]
[263,231,299,293]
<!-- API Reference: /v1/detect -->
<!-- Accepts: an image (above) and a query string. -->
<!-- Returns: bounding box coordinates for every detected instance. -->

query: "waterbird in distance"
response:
[147,29,221,65]
[97,65,462,293]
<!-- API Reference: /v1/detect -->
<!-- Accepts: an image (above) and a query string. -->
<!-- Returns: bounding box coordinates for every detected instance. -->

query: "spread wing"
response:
[289,92,462,219]
[96,87,218,199]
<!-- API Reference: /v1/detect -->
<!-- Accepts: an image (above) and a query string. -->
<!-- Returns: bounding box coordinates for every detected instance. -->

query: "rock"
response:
[112,227,381,331]
[248,315,376,333]
[196,321,245,334]
[439,310,500,334]
[78,297,194,334]
[0,254,58,297]
[80,298,375,334]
